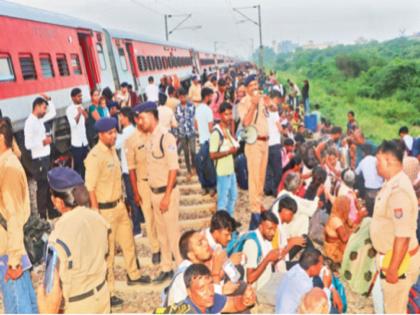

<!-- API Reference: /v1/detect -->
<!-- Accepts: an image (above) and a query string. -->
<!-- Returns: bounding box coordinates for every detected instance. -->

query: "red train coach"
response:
[0,1,115,130]
[106,29,196,94]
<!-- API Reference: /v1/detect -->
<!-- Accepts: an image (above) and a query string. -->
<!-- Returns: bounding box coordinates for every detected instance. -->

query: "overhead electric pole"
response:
[164,13,202,41]
[233,5,263,69]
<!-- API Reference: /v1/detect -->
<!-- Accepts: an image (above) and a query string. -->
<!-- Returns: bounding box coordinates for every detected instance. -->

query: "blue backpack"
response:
[226,230,263,263]
[408,276,420,314]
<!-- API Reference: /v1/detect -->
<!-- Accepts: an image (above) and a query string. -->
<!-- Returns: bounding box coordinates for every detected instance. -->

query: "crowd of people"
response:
[0,63,419,314]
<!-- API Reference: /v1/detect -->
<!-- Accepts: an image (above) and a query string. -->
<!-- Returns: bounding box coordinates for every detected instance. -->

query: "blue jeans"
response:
[70,145,89,179]
[216,173,237,216]
[123,173,144,235]
[264,144,283,196]
[0,269,38,313]
[304,97,310,113]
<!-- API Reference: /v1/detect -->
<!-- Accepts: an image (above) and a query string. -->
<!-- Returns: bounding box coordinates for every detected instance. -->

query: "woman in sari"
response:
[324,196,352,265]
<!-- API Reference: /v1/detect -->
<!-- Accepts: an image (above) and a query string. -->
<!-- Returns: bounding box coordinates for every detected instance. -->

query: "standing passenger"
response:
[175,88,197,180]
[66,88,89,178]
[24,94,57,220]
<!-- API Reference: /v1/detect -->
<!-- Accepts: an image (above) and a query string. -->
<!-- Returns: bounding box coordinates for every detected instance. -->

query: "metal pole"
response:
[165,14,169,41]
[214,41,217,53]
[257,5,263,69]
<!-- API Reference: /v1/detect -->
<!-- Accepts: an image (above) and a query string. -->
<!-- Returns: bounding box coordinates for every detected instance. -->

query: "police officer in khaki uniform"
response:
[125,105,161,265]
[370,140,420,314]
[237,74,269,229]
[37,167,110,314]
[84,118,150,307]
[136,102,182,283]
[0,118,37,313]
[188,76,202,105]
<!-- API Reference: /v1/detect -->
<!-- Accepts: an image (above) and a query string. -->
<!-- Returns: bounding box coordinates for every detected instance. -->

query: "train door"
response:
[125,42,139,91]
[77,32,100,90]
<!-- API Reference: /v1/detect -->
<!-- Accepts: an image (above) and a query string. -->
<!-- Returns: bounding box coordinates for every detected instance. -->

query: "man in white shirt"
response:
[66,88,89,178]
[116,107,143,237]
[243,211,284,292]
[167,230,244,306]
[355,144,384,216]
[145,76,159,103]
[195,87,216,195]
[115,82,131,107]
[24,95,57,219]
[265,90,283,196]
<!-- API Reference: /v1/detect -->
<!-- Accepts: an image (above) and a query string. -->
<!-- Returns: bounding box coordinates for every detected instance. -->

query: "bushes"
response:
[335,53,370,78]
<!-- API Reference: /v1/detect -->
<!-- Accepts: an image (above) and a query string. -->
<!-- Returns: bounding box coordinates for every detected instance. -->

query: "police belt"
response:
[68,279,106,303]
[98,198,122,210]
[150,183,177,194]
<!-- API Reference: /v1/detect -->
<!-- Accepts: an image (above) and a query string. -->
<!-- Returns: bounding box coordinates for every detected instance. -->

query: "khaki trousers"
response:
[245,140,269,212]
[381,249,420,313]
[137,180,160,253]
[100,202,140,294]
[64,283,110,314]
[151,186,182,272]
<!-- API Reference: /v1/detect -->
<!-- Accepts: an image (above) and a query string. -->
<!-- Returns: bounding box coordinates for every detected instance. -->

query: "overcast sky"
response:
[8,0,420,58]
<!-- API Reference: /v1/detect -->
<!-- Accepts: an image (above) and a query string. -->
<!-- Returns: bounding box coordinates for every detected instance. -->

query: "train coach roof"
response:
[108,28,193,51]
[0,0,103,32]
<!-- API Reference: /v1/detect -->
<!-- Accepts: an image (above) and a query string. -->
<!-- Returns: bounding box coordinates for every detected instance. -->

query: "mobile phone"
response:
[43,245,58,294]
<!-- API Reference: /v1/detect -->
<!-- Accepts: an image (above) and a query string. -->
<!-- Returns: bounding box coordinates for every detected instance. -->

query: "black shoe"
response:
[152,252,161,265]
[153,270,174,284]
[127,274,151,285]
[110,295,124,307]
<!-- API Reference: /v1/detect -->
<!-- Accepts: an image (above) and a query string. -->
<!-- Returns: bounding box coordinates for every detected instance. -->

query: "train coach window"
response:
[96,44,107,70]
[162,56,168,69]
[40,54,54,78]
[71,54,82,75]
[155,56,162,70]
[56,54,70,76]
[137,56,146,71]
[19,54,37,80]
[0,55,15,82]
[118,48,128,72]
[168,56,173,68]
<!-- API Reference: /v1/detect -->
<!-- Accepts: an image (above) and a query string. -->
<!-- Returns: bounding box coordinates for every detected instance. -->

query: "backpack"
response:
[161,264,189,307]
[211,126,225,170]
[408,276,420,314]
[235,153,248,190]
[0,213,51,266]
[226,231,263,263]
[296,138,322,169]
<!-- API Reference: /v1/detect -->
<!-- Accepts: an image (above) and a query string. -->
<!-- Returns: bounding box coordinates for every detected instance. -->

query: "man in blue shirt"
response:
[275,248,324,314]
[175,88,196,180]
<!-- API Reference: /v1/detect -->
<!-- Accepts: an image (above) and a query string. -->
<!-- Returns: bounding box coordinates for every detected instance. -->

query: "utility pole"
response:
[164,14,169,41]
[257,5,263,70]
[232,5,264,69]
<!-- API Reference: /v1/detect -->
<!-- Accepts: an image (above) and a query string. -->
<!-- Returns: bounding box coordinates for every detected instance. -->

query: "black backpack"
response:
[0,213,51,266]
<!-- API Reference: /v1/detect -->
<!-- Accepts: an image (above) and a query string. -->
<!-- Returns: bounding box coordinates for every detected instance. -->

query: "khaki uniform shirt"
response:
[166,97,179,112]
[84,141,122,202]
[370,171,419,254]
[158,106,177,131]
[145,125,179,188]
[188,83,202,103]
[0,149,30,267]
[48,207,109,302]
[237,94,268,137]
[125,129,148,181]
